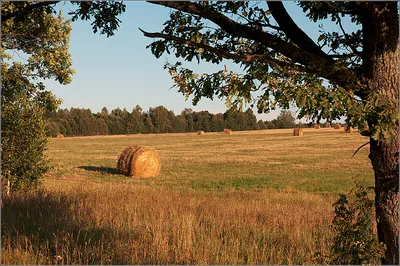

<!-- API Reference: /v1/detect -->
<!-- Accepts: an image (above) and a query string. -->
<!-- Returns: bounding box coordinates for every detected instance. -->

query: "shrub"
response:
[314,182,386,264]
[1,92,51,194]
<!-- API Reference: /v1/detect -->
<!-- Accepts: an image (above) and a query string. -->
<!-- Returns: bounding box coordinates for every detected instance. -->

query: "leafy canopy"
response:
[0,1,128,191]
[141,1,398,141]
[1,1,75,191]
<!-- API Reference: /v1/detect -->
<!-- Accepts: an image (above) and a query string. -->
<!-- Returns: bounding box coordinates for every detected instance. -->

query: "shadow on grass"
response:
[78,165,118,175]
[1,189,132,265]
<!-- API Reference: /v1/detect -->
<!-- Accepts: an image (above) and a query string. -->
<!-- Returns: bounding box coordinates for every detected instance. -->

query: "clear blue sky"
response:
[45,1,356,121]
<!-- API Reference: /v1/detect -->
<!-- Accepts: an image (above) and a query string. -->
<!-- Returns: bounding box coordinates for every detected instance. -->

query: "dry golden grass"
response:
[2,128,374,265]
[2,186,333,265]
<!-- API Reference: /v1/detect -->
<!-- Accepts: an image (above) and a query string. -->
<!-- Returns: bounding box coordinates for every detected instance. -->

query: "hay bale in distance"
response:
[314,124,320,129]
[334,124,341,129]
[293,128,303,136]
[117,145,161,178]
[197,131,205,135]
[325,123,331,128]
[345,126,354,133]
[56,133,64,139]
[223,128,232,135]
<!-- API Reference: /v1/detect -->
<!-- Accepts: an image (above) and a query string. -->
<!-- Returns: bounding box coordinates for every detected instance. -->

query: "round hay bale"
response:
[345,126,354,133]
[325,123,331,128]
[56,133,64,139]
[197,131,205,135]
[314,124,320,129]
[117,145,160,178]
[334,124,341,129]
[223,128,232,135]
[293,128,303,136]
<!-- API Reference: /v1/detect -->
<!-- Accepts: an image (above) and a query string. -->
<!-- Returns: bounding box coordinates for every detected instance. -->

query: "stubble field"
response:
[2,128,374,264]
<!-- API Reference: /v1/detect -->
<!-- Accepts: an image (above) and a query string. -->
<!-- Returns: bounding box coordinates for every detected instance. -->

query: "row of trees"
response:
[46,106,304,137]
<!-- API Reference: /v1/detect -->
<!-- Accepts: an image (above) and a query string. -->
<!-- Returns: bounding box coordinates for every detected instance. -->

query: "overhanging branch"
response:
[1,1,59,24]
[139,28,305,72]
[267,1,330,60]
[147,1,359,92]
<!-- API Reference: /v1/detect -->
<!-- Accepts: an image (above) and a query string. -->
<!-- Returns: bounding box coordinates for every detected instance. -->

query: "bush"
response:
[314,182,386,264]
[1,91,50,194]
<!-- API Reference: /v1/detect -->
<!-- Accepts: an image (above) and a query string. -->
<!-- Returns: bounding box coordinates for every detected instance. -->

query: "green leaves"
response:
[1,2,70,193]
[314,182,386,265]
[2,5,75,85]
[1,90,51,192]
[164,61,255,109]
[361,93,398,142]
[69,1,126,38]
[144,1,397,143]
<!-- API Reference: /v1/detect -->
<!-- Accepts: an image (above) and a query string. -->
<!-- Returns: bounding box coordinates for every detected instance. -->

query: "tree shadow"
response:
[1,189,133,264]
[78,165,118,175]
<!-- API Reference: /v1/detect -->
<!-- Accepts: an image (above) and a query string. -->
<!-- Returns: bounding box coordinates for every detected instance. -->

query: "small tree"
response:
[274,110,296,129]
[315,183,386,265]
[1,2,73,193]
[1,91,49,194]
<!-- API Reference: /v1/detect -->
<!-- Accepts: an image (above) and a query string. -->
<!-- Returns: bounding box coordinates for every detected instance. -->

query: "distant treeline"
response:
[46,105,323,137]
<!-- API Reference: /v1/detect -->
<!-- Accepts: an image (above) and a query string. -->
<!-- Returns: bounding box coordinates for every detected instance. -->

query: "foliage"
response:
[1,2,72,192]
[1,3,74,84]
[141,1,398,142]
[46,105,273,137]
[68,1,126,37]
[1,91,50,192]
[1,1,126,38]
[272,110,296,129]
[314,182,386,265]
[0,0,128,190]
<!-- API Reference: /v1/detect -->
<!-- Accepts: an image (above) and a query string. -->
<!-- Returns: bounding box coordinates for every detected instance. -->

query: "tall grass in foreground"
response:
[2,185,333,264]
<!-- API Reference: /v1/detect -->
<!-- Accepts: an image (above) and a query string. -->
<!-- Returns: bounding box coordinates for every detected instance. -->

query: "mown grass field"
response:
[2,128,374,264]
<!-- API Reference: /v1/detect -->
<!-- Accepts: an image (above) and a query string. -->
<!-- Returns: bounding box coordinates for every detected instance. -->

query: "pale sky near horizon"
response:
[44,1,356,122]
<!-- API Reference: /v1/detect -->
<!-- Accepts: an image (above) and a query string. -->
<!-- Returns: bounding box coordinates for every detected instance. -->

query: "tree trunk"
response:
[362,2,399,264]
[370,137,399,265]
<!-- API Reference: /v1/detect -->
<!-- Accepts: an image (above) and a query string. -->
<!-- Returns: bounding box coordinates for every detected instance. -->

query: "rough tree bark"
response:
[362,2,399,264]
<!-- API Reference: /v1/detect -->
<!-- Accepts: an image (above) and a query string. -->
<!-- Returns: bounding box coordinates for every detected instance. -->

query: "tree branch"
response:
[330,53,361,58]
[139,28,305,72]
[1,1,59,24]
[267,1,330,60]
[147,1,359,92]
[335,13,360,55]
